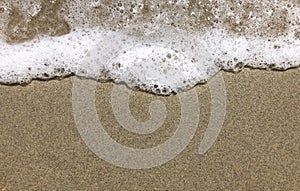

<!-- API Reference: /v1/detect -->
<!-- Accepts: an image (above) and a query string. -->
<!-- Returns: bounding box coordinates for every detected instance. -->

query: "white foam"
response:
[1,26,299,94]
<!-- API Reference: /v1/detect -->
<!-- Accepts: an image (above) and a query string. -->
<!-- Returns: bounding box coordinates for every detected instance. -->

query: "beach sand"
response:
[0,68,299,190]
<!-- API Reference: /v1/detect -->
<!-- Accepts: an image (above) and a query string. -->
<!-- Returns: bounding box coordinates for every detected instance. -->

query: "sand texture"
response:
[0,69,299,190]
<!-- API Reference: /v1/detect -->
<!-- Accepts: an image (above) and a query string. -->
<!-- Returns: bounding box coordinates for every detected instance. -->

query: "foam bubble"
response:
[0,0,299,95]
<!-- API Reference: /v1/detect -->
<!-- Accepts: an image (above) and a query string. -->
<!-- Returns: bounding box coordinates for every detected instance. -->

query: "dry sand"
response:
[0,68,299,190]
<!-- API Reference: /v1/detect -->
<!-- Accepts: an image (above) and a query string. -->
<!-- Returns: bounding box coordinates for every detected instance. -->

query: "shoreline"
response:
[0,66,299,94]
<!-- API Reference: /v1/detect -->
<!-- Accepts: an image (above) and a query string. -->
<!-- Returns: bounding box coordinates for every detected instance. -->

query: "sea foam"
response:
[0,0,299,95]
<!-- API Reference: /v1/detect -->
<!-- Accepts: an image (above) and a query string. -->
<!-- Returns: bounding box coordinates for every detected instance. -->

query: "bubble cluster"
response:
[61,0,299,38]
[0,0,69,43]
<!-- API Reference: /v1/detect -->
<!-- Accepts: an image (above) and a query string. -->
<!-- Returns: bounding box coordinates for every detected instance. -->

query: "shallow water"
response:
[0,0,299,94]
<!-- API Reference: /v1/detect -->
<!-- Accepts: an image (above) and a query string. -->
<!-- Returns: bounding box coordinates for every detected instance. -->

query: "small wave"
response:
[0,0,299,95]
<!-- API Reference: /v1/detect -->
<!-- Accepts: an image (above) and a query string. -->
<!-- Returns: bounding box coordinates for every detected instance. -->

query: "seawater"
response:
[0,0,299,94]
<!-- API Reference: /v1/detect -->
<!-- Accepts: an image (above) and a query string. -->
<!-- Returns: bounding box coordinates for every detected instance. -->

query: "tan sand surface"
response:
[0,69,299,190]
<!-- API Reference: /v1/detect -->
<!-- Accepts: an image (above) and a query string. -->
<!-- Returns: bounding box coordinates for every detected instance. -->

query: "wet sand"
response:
[0,68,299,190]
